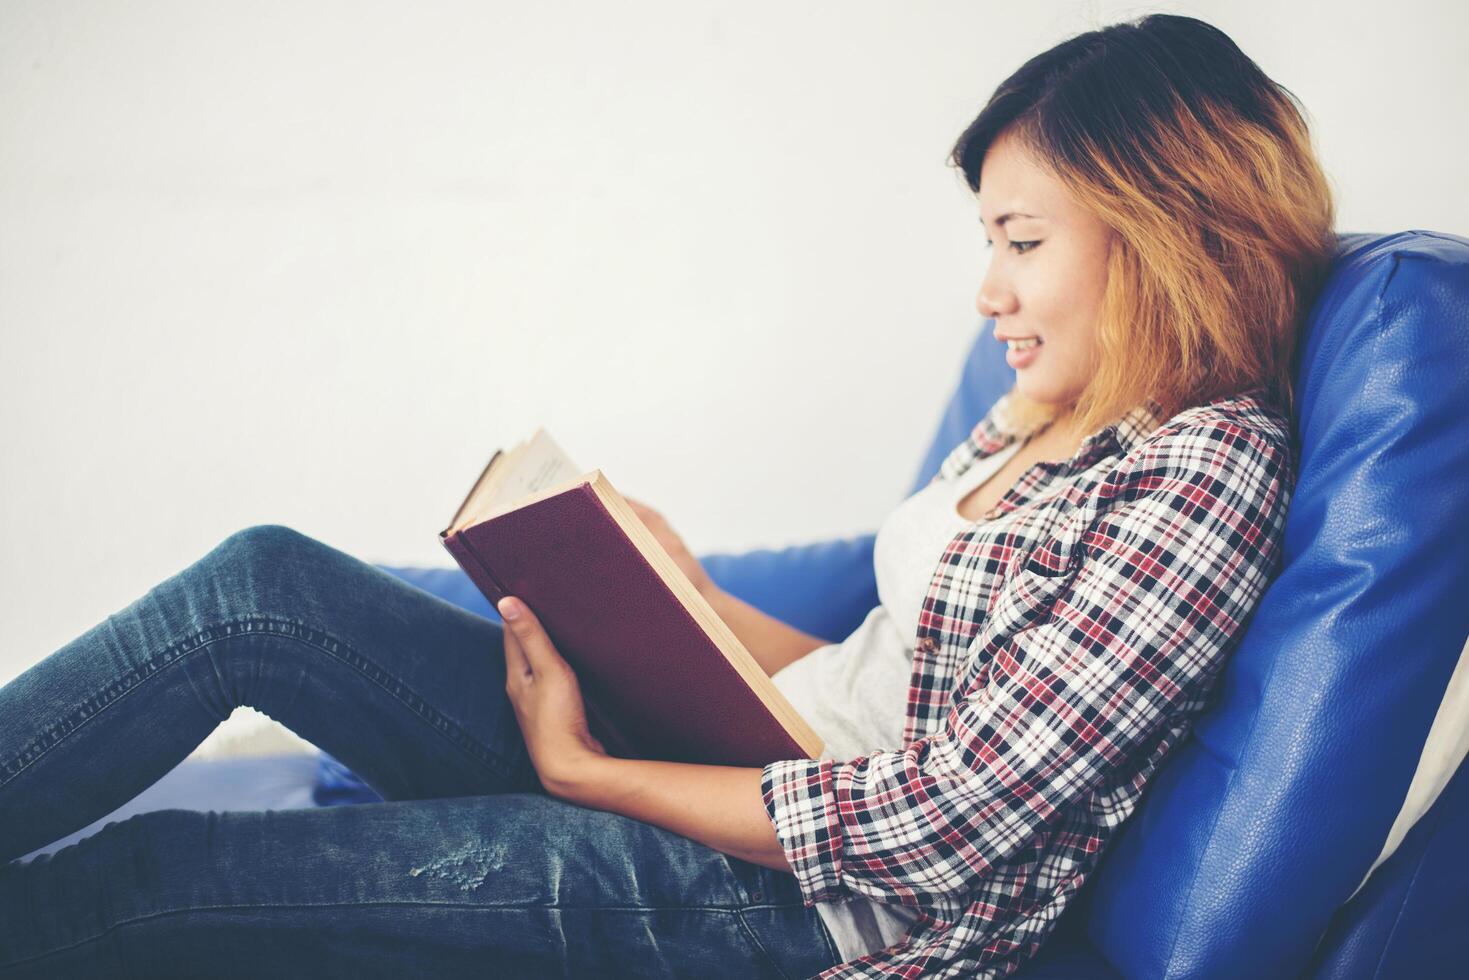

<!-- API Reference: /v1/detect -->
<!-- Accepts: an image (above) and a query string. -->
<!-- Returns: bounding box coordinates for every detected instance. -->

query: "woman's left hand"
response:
[497,596,610,796]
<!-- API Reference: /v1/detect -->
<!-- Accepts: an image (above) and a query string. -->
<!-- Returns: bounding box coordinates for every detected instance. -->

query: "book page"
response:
[487,427,583,513]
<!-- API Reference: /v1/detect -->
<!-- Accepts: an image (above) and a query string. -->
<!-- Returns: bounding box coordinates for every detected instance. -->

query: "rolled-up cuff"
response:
[760,757,848,906]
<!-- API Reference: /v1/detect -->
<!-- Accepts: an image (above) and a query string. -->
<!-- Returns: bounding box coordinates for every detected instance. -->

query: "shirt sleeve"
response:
[760,418,1293,908]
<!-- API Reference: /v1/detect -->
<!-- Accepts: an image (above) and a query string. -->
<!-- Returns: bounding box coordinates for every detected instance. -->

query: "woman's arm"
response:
[702,586,832,678]
[494,594,795,872]
[619,495,833,677]
[559,758,793,873]
[756,417,1294,908]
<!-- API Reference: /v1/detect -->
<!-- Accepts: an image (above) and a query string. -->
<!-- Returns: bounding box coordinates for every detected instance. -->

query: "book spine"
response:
[440,530,510,607]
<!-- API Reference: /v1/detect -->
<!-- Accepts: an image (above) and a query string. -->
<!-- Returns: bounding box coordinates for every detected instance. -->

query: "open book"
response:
[439,427,824,767]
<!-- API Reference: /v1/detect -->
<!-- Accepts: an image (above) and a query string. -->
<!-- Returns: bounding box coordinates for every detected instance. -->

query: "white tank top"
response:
[769,438,1024,962]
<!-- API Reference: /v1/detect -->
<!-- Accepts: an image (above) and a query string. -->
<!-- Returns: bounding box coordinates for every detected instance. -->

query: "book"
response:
[439,427,825,767]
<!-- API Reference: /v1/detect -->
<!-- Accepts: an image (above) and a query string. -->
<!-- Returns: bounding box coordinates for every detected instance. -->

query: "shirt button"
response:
[916,636,939,652]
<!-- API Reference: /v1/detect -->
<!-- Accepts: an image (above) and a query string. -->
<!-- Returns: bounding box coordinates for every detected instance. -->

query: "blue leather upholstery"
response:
[312,230,1467,977]
[1081,231,1469,978]
[1307,748,1469,978]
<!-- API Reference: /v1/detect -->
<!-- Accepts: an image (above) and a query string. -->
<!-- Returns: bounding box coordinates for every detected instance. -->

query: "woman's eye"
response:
[983,240,1041,254]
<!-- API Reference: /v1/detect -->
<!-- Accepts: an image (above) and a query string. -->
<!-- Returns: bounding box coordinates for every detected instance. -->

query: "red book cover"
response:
[439,431,824,768]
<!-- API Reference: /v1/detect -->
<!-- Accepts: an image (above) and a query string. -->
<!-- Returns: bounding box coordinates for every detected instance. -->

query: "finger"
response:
[498,597,558,673]
[500,613,532,681]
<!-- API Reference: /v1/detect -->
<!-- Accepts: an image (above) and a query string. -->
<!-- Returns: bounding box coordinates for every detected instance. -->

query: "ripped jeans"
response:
[0,525,844,979]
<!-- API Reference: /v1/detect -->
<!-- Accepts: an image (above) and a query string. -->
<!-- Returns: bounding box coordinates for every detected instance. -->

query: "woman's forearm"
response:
[702,586,832,677]
[559,756,794,873]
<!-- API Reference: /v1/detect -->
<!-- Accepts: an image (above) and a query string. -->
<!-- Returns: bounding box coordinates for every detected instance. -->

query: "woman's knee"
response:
[216,524,316,566]
[202,524,341,596]
[190,524,351,654]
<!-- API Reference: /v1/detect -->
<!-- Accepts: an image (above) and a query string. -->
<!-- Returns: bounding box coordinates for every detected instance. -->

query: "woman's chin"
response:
[1014,378,1069,406]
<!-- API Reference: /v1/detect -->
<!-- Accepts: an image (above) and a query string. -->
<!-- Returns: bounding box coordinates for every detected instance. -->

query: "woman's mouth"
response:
[1005,336,1043,369]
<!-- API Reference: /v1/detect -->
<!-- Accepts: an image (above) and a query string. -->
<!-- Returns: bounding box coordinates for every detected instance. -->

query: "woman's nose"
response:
[975,279,1017,319]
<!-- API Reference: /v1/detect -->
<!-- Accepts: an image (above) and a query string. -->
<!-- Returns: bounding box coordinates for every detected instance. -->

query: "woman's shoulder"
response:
[1068,388,1297,568]
[1134,387,1295,470]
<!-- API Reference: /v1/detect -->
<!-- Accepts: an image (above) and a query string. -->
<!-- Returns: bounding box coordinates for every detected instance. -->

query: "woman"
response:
[0,13,1335,979]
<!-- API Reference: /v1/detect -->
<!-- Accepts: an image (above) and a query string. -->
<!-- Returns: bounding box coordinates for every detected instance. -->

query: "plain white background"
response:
[3,0,1465,723]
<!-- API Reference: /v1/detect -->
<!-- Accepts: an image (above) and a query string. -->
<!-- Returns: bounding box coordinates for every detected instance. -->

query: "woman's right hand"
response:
[624,495,718,599]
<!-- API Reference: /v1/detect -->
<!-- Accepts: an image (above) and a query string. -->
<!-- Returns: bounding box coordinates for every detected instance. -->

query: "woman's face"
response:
[975,131,1115,412]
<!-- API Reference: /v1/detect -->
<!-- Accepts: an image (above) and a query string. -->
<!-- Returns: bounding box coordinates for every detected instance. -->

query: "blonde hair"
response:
[948,14,1337,438]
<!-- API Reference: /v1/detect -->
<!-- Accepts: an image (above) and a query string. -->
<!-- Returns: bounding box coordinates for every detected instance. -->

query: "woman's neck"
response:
[1028,408,1085,463]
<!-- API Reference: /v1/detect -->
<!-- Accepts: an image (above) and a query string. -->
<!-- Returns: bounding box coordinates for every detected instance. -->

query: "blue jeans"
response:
[0,525,844,978]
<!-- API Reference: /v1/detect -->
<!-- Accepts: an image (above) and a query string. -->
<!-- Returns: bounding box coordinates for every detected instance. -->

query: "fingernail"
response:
[500,598,521,620]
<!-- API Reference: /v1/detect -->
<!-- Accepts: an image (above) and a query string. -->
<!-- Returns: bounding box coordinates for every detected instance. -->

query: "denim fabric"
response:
[0,525,843,978]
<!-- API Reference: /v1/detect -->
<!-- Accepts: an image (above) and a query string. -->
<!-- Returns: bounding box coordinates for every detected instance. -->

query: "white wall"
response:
[4,0,1466,696]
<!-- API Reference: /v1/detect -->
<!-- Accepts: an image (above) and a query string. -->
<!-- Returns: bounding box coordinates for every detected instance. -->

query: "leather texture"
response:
[1306,749,1469,978]
[1081,230,1469,977]
[317,228,1466,978]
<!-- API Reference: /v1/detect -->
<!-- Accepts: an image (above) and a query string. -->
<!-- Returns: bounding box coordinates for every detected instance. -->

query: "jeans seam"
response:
[248,614,526,784]
[2,900,756,970]
[721,856,806,980]
[709,854,813,980]
[0,614,521,791]
[0,620,212,788]
[731,905,798,980]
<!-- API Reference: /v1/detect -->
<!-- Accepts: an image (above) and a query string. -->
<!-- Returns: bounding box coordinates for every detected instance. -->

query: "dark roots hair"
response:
[948,13,1337,434]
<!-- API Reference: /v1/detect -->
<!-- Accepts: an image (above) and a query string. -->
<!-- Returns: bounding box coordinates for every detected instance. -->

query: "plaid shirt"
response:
[760,386,1295,979]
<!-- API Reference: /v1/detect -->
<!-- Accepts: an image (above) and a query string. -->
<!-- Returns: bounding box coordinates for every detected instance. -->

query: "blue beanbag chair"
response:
[34,230,1466,979]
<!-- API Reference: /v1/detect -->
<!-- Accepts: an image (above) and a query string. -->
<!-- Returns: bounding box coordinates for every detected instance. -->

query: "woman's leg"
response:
[0,523,846,976]
[0,785,843,979]
[0,524,543,864]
